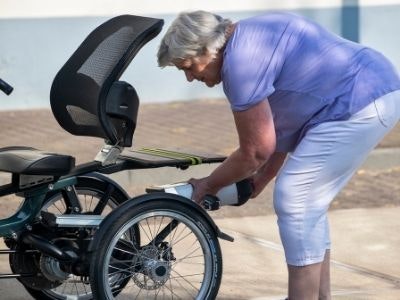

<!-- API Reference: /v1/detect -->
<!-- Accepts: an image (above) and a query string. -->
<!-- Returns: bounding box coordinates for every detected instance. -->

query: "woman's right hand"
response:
[188,177,218,205]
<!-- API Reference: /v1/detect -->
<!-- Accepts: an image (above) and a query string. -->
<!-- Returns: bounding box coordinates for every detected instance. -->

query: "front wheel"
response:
[90,199,222,300]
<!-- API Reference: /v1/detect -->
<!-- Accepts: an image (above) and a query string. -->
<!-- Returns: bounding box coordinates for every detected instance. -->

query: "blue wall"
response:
[0,5,399,110]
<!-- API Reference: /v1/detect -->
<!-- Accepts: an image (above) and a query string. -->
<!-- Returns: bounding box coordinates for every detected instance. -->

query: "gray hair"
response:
[157,10,232,67]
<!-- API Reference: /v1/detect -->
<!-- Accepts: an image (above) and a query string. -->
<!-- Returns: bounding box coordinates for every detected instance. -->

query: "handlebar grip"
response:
[0,78,13,95]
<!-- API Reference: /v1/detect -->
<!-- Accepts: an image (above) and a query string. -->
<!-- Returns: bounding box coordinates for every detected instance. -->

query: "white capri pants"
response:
[273,90,400,266]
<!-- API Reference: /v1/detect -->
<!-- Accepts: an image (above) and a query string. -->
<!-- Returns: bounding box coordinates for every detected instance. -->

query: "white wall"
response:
[1,0,400,109]
[1,0,345,18]
[3,0,400,18]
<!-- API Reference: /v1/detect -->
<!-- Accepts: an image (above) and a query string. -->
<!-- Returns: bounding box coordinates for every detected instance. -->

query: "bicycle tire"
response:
[89,198,222,300]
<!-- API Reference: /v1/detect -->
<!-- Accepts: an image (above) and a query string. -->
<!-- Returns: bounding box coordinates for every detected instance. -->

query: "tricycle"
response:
[0,14,252,300]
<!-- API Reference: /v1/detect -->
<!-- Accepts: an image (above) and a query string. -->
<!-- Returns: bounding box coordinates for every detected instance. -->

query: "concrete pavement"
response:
[216,207,400,299]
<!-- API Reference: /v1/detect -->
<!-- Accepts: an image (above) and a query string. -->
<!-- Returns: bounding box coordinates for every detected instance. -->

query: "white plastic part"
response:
[158,182,239,206]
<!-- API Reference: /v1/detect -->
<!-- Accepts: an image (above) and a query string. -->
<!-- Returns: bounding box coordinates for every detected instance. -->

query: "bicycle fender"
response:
[120,192,234,242]
[78,172,130,200]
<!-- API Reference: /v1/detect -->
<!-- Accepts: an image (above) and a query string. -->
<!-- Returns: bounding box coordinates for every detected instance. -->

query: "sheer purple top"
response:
[222,12,400,151]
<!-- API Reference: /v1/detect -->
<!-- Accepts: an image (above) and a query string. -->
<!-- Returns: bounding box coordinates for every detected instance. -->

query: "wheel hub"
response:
[132,245,171,290]
[148,261,170,283]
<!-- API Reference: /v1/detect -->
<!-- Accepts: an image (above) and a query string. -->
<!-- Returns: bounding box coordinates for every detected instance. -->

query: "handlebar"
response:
[0,78,13,95]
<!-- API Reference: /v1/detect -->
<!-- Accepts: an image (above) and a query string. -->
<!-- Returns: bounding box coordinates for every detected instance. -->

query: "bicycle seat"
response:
[0,146,75,176]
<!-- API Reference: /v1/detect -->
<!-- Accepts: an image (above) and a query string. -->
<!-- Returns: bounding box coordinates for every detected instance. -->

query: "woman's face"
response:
[174,51,223,87]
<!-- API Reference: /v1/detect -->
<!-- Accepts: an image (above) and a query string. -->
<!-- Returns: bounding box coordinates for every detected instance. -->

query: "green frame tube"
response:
[0,176,77,238]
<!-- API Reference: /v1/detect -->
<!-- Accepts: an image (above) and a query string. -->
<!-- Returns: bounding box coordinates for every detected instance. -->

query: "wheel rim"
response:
[103,210,213,299]
[40,188,120,300]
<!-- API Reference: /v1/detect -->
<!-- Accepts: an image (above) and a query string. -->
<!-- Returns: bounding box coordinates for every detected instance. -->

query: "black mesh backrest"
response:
[50,15,164,146]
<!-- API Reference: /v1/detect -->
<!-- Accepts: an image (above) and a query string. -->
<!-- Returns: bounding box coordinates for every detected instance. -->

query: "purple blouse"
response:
[222,12,400,152]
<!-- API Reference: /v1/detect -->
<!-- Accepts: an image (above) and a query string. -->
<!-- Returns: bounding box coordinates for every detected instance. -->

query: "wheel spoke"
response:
[173,247,202,265]
[93,183,115,215]
[170,268,201,296]
[171,230,195,247]
[139,222,153,243]
[88,195,94,212]
[145,218,155,241]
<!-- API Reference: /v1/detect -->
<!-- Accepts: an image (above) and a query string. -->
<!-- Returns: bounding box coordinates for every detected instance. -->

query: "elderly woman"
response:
[157,10,400,300]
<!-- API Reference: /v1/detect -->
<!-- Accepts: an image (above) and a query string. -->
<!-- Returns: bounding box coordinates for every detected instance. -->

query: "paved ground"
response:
[0,99,398,299]
[0,99,398,217]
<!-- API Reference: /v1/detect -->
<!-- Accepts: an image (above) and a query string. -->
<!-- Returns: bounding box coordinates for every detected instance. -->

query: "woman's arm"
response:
[190,99,276,203]
[250,151,287,198]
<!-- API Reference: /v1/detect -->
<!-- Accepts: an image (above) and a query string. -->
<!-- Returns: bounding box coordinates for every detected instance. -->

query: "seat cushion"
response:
[0,147,75,176]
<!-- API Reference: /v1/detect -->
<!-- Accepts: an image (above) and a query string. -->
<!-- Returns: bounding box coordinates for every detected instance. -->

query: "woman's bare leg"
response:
[287,250,331,300]
[319,250,331,300]
[288,262,322,300]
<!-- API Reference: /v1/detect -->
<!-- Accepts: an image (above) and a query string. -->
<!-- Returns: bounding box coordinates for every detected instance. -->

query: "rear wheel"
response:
[13,176,130,300]
[90,199,222,300]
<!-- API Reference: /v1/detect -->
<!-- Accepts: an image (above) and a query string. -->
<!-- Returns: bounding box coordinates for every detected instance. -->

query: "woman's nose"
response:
[184,70,195,82]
